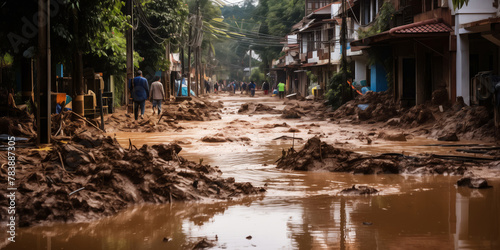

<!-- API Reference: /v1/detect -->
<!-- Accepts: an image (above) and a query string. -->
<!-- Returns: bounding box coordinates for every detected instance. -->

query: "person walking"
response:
[241,82,247,94]
[149,75,165,116]
[262,81,269,95]
[278,81,285,99]
[249,81,256,97]
[128,70,149,120]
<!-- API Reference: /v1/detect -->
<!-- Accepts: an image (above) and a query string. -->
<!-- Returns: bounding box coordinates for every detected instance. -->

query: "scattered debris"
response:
[277,137,486,175]
[237,102,279,114]
[457,176,492,189]
[192,238,216,249]
[340,185,379,195]
[438,133,459,141]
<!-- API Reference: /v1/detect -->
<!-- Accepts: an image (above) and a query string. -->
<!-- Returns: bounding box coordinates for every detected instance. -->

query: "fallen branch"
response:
[56,150,67,172]
[69,187,85,196]
[69,111,105,133]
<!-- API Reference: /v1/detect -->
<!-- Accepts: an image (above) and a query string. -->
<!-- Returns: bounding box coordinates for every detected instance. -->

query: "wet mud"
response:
[277,137,497,176]
[0,132,265,227]
[106,97,223,133]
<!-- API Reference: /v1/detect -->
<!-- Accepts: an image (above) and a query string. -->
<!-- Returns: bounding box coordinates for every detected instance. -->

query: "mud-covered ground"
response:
[2,90,499,229]
[0,131,264,227]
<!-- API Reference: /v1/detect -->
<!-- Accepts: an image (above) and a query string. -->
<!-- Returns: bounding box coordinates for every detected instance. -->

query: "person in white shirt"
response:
[149,76,165,115]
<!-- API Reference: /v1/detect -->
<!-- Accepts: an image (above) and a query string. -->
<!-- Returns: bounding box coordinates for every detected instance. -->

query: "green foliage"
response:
[250,67,266,83]
[306,71,318,84]
[452,0,470,10]
[0,53,13,67]
[135,0,188,74]
[252,0,305,73]
[357,2,396,39]
[113,73,126,108]
[326,68,353,110]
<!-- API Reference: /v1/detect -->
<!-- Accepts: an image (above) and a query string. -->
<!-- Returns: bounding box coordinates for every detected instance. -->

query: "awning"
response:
[351,18,452,47]
[301,63,317,67]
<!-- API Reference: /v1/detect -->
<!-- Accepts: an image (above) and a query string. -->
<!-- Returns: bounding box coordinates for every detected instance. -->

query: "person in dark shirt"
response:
[128,70,149,120]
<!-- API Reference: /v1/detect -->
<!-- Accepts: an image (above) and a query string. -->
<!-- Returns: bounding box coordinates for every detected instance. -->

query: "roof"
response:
[461,17,500,29]
[351,18,452,47]
[390,19,453,34]
[312,3,333,14]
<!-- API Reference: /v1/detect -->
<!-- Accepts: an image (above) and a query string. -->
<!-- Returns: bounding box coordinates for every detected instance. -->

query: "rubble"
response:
[237,102,280,114]
[276,137,488,175]
[340,185,379,195]
[329,91,500,142]
[0,134,265,227]
[456,176,492,189]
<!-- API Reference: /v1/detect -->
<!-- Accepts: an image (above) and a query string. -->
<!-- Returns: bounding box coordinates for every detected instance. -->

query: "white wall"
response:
[451,0,498,32]
[354,60,367,84]
[452,0,498,105]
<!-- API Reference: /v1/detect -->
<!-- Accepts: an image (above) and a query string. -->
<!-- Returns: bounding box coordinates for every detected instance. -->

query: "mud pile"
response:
[237,102,280,115]
[161,98,223,121]
[430,105,499,141]
[331,91,399,122]
[107,113,179,133]
[105,97,222,133]
[201,133,251,143]
[0,115,36,140]
[0,133,264,227]
[277,137,486,175]
[282,100,330,120]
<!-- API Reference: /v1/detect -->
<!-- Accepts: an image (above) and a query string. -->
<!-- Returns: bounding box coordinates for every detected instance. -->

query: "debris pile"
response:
[340,185,379,195]
[457,175,491,189]
[329,91,499,142]
[237,102,280,114]
[277,137,487,175]
[0,133,265,227]
[201,133,252,143]
[107,113,178,133]
[282,100,329,120]
[161,98,223,121]
[0,115,35,139]
[431,105,497,141]
[332,91,398,122]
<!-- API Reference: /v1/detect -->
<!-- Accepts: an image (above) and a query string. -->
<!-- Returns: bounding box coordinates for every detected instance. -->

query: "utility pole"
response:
[195,0,201,96]
[165,41,171,99]
[37,0,51,144]
[187,22,192,97]
[249,45,252,81]
[125,0,134,108]
[340,0,348,104]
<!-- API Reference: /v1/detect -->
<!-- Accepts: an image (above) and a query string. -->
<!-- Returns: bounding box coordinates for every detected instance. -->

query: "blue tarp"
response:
[175,78,196,96]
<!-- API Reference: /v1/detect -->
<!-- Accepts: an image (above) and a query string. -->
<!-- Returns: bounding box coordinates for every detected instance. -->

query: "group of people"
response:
[128,70,165,120]
[129,70,288,120]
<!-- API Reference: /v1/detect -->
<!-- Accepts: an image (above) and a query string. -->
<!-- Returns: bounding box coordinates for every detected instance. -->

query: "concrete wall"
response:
[453,0,498,105]
[354,59,367,85]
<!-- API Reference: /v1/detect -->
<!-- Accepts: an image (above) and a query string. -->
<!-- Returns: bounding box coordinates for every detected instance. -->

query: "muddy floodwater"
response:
[6,94,500,249]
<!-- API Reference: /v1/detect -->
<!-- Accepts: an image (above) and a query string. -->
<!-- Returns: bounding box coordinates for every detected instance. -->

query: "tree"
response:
[134,0,188,77]
[253,0,304,74]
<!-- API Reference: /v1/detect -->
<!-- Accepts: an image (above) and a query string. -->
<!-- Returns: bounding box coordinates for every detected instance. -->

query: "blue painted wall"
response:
[370,63,387,92]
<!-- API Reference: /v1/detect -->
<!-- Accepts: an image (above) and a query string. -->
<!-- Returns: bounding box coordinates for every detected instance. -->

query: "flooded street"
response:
[6,94,500,249]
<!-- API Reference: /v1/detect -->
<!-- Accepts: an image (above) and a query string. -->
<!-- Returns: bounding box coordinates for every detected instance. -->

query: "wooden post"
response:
[37,0,51,144]
[187,23,192,97]
[125,0,134,107]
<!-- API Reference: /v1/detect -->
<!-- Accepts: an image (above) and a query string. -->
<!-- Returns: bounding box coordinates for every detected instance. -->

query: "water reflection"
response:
[4,167,500,249]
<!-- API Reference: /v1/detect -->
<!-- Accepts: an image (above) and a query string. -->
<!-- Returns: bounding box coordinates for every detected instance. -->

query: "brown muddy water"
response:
[5,94,500,249]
